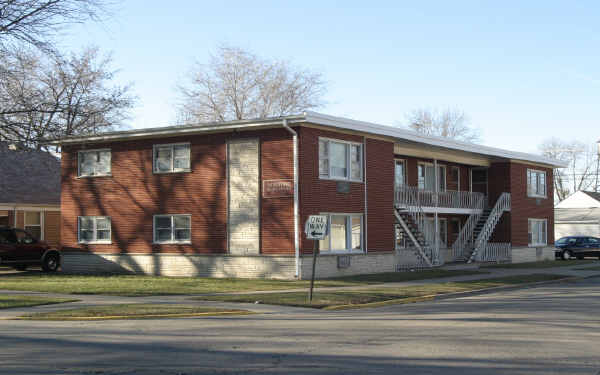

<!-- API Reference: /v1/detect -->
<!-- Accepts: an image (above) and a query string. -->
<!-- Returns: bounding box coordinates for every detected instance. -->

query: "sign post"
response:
[304,215,328,303]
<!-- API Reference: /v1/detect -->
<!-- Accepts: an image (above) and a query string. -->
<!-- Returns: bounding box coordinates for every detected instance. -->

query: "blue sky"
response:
[59,1,600,153]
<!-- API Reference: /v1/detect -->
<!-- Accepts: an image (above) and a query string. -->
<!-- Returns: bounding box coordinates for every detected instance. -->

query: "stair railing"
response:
[395,185,437,265]
[449,193,485,261]
[468,192,511,263]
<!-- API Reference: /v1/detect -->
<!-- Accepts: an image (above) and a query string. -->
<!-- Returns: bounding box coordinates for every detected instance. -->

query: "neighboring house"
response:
[0,142,61,247]
[49,112,566,279]
[555,191,600,239]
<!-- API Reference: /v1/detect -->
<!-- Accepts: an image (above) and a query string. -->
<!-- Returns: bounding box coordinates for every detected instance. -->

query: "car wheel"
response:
[14,265,27,271]
[562,250,573,260]
[42,254,59,272]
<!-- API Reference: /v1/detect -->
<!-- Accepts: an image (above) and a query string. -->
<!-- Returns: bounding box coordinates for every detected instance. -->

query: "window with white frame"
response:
[319,214,363,252]
[154,215,191,244]
[153,143,191,173]
[528,219,547,246]
[78,149,111,177]
[78,216,111,244]
[527,169,546,198]
[418,163,446,192]
[319,138,362,181]
[24,211,42,240]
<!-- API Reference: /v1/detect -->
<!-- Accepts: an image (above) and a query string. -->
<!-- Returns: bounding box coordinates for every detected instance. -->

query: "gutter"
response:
[282,119,300,278]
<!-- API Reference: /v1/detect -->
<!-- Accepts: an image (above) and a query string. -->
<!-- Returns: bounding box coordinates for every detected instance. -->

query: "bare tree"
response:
[539,138,599,202]
[405,108,481,143]
[0,0,108,54]
[0,47,134,150]
[177,45,326,122]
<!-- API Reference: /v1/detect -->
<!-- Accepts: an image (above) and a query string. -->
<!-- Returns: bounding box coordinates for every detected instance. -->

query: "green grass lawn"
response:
[574,266,600,271]
[18,304,251,320]
[0,295,78,309]
[0,269,486,296]
[194,274,567,309]
[481,260,597,269]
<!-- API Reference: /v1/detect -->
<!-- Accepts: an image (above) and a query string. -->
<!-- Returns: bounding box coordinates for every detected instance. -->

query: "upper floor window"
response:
[78,216,111,244]
[418,163,446,192]
[319,138,362,182]
[78,149,111,177]
[528,218,547,247]
[527,169,546,198]
[153,143,191,173]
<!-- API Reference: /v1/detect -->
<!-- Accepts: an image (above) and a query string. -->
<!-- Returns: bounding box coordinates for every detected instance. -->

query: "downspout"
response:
[282,119,300,278]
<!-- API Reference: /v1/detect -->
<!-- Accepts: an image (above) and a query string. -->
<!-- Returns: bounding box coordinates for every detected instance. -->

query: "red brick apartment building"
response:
[50,112,566,278]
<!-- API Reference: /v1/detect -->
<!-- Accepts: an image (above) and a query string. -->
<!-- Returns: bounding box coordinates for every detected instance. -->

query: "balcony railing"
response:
[395,185,485,210]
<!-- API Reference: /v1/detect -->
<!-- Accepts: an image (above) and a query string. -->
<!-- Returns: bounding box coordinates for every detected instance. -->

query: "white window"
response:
[78,216,111,244]
[528,219,547,247]
[78,149,111,177]
[24,211,42,240]
[527,169,547,198]
[394,159,405,189]
[418,163,446,192]
[318,214,363,253]
[319,138,362,182]
[153,143,191,173]
[153,215,191,244]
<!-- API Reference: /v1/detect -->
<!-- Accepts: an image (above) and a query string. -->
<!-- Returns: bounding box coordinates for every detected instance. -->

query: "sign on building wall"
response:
[228,139,260,255]
[263,179,293,198]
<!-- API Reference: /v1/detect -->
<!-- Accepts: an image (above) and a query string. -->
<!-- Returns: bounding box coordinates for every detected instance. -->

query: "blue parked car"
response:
[554,236,600,260]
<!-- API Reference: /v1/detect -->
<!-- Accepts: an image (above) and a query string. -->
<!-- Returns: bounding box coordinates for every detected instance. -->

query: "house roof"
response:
[582,191,600,202]
[45,112,568,168]
[0,143,61,206]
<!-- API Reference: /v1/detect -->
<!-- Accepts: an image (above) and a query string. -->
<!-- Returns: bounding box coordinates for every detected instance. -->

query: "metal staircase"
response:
[394,186,437,267]
[467,193,511,263]
[449,194,485,261]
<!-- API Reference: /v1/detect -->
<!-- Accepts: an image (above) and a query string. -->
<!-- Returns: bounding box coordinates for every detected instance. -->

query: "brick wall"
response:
[61,128,294,255]
[298,127,367,254]
[509,162,554,247]
[394,154,473,192]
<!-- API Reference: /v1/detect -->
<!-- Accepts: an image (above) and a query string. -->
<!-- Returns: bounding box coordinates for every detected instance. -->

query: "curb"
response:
[323,274,600,311]
[13,310,254,321]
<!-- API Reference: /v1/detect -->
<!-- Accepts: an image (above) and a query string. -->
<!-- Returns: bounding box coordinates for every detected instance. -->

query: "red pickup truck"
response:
[0,226,60,271]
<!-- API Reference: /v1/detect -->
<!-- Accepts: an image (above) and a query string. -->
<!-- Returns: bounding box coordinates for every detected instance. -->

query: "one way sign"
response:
[304,215,329,240]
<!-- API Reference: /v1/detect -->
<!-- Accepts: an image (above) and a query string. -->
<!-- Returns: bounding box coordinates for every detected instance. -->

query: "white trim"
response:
[152,142,191,174]
[77,216,112,244]
[528,218,548,247]
[77,148,112,177]
[304,112,568,168]
[24,211,43,241]
[527,168,547,199]
[0,205,60,212]
[48,112,567,168]
[318,212,364,253]
[153,214,192,245]
[318,137,363,183]
[410,206,483,215]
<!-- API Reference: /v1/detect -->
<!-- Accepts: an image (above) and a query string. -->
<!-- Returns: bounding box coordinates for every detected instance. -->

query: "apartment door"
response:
[424,218,447,248]
[394,159,405,192]
[470,168,488,196]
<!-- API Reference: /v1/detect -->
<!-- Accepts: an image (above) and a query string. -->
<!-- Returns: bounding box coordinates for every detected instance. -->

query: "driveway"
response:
[1,276,599,374]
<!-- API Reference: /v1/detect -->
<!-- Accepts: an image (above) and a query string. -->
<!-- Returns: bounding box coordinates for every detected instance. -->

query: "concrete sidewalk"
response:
[1,261,599,319]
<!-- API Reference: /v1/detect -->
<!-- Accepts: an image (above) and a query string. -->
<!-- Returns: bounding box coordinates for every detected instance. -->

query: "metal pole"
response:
[594,141,600,193]
[308,240,318,303]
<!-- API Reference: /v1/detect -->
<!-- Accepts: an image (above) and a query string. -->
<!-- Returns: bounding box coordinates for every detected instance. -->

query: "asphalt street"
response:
[1,276,600,375]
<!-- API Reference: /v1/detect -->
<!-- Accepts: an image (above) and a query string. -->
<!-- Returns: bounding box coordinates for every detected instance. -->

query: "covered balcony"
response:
[395,185,485,213]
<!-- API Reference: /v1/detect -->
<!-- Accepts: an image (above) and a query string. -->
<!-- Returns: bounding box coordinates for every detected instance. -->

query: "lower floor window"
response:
[78,216,111,243]
[24,211,42,240]
[528,219,547,246]
[154,215,191,244]
[319,214,362,252]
